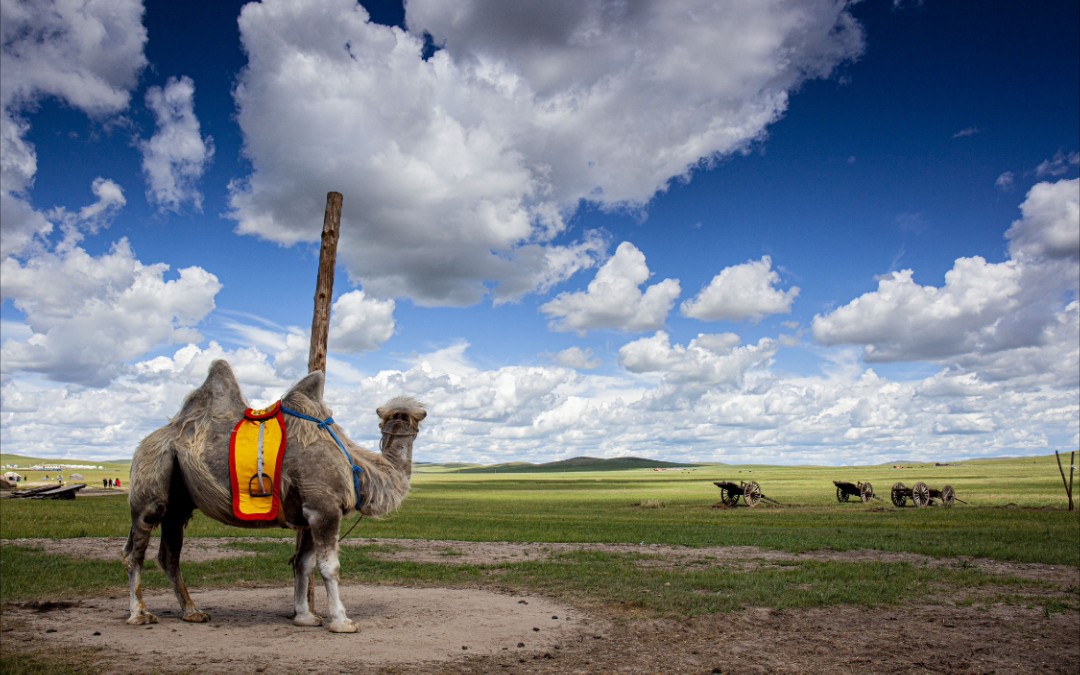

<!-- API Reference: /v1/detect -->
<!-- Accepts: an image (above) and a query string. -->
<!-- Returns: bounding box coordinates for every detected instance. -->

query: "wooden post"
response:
[1055,450,1075,511]
[303,191,342,613]
[307,192,343,391]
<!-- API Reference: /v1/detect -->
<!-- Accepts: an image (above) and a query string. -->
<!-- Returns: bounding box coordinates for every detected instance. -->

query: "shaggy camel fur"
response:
[123,360,425,633]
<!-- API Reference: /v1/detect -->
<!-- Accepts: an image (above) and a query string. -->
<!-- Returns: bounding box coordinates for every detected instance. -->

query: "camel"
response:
[122,360,426,633]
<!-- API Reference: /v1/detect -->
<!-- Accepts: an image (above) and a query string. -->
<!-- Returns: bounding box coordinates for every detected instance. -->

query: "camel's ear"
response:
[288,371,325,402]
[376,406,427,422]
[378,397,427,423]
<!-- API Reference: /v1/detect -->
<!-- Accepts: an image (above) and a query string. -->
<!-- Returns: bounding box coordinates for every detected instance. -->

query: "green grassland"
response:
[1,453,1077,618]
[1,453,130,489]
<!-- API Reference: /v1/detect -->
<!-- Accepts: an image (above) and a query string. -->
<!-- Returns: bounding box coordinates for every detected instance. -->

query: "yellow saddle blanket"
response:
[229,402,286,522]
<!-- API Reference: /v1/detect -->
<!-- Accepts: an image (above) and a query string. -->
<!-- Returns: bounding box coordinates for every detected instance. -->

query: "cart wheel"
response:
[836,486,849,503]
[941,485,955,507]
[743,481,762,507]
[859,482,874,503]
[891,482,907,507]
[912,481,930,507]
[721,488,740,507]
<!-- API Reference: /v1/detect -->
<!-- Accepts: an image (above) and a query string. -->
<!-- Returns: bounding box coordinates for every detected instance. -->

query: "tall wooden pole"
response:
[303,191,342,612]
[308,191,343,392]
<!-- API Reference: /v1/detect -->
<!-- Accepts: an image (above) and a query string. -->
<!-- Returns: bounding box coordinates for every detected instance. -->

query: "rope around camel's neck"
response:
[379,426,417,449]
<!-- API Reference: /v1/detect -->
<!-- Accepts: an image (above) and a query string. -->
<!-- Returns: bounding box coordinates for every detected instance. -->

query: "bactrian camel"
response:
[123,360,426,633]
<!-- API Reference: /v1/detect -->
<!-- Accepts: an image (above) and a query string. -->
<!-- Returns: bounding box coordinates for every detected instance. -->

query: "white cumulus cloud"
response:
[329,290,396,353]
[1,330,1077,465]
[554,346,601,370]
[540,241,680,333]
[1005,177,1079,261]
[812,178,1079,381]
[810,259,1025,361]
[681,255,800,322]
[46,177,126,240]
[0,0,147,256]
[140,75,215,212]
[619,331,775,389]
[0,238,221,386]
[228,0,863,306]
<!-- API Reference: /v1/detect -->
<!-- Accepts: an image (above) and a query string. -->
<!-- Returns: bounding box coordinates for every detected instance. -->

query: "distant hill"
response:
[414,461,477,469]
[454,456,702,474]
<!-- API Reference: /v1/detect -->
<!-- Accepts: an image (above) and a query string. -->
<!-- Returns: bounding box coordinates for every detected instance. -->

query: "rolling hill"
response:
[452,456,703,474]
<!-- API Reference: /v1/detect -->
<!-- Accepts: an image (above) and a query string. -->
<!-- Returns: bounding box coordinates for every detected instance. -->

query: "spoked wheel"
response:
[859,482,874,503]
[836,486,850,503]
[912,481,931,507]
[743,481,762,507]
[941,485,956,507]
[721,488,740,507]
[891,482,907,507]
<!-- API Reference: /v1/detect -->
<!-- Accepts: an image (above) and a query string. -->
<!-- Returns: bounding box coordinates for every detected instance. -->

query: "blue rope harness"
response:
[280,406,363,509]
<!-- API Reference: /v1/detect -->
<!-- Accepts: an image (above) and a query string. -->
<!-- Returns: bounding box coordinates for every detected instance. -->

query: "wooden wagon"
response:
[712,480,779,507]
[890,481,961,508]
[832,480,876,503]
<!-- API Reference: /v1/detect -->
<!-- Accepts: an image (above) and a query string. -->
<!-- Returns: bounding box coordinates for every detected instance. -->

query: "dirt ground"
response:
[2,537,1077,673]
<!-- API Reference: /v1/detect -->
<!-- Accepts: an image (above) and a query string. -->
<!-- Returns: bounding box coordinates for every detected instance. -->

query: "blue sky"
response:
[1,0,1077,464]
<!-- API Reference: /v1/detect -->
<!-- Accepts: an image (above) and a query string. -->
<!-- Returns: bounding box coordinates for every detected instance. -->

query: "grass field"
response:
[1,453,131,490]
[1,453,1077,604]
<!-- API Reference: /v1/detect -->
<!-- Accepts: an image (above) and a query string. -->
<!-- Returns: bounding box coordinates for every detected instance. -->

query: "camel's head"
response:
[376,396,427,437]
[376,397,426,476]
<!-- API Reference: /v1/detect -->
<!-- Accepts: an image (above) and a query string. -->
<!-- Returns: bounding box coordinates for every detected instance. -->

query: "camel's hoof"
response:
[126,612,158,626]
[293,612,323,627]
[182,610,211,623]
[327,618,358,634]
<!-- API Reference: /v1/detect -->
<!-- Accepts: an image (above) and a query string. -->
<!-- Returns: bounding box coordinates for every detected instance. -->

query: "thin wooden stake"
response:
[1055,450,1074,511]
[307,192,343,392]
[1070,451,1075,512]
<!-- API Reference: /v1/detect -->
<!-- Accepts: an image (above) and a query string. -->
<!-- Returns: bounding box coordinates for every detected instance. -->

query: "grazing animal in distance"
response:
[123,360,426,632]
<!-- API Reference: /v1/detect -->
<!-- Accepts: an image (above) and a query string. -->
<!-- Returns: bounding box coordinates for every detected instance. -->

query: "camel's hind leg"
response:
[124,433,176,625]
[123,504,164,625]
[158,471,209,623]
[305,506,357,633]
[291,527,322,627]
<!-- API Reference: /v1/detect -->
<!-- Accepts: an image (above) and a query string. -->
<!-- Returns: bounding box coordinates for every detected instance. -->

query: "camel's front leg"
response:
[291,527,322,627]
[307,508,356,633]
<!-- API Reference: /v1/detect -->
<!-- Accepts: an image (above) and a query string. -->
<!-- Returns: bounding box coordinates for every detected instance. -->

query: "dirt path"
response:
[2,537,1077,672]
[2,586,585,672]
[11,534,1076,584]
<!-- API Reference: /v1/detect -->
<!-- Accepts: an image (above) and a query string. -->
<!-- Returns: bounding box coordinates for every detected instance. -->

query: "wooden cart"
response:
[0,483,87,500]
[890,481,961,508]
[833,480,876,503]
[712,480,779,508]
